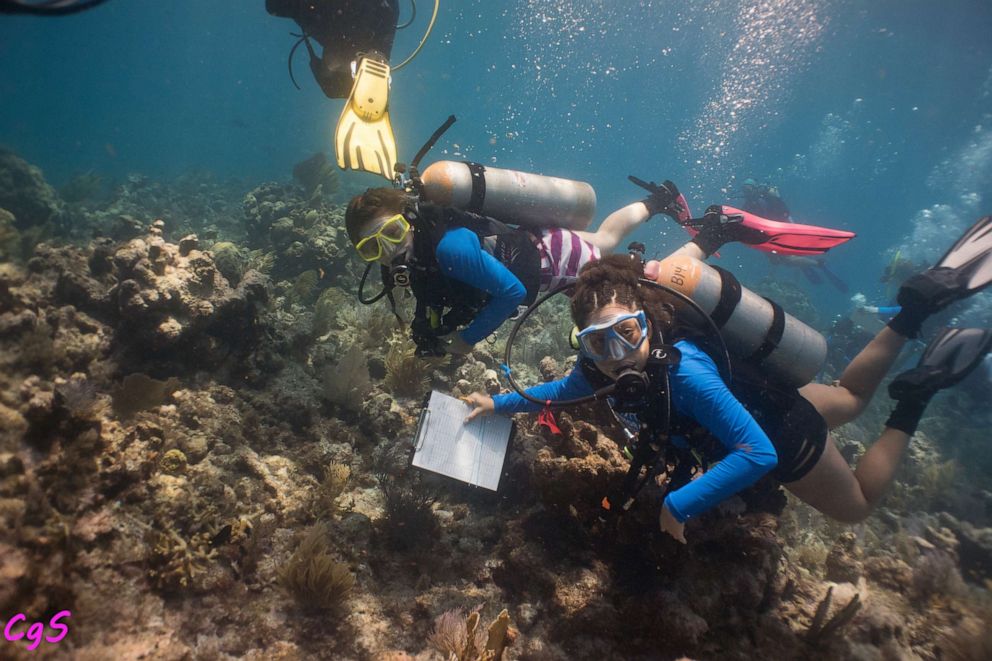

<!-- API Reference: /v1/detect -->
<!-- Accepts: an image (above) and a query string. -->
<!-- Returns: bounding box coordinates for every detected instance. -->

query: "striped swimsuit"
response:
[536,228,601,291]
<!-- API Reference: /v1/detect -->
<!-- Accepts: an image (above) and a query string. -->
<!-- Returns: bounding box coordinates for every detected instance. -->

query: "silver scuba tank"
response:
[654,255,827,388]
[419,160,596,231]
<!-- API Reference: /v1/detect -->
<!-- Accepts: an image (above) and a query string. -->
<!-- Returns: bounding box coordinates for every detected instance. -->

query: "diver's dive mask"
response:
[575,311,648,362]
[355,213,411,262]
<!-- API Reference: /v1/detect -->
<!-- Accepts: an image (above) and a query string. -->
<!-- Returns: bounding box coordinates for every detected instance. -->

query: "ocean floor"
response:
[1,148,991,660]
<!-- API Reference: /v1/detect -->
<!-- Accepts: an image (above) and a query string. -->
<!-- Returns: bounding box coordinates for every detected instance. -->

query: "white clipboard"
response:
[411,390,513,491]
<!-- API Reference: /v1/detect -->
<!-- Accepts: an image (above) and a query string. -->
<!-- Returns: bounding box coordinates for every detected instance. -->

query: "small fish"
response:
[210,524,232,547]
[210,519,252,548]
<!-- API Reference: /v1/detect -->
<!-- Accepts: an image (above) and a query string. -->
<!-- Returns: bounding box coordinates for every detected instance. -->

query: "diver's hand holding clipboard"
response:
[411,390,512,491]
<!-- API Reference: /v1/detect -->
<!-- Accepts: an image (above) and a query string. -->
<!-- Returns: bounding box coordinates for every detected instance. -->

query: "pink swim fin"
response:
[683,205,856,256]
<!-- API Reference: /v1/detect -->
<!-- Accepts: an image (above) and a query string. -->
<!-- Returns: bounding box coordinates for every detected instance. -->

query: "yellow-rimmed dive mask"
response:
[354,213,411,262]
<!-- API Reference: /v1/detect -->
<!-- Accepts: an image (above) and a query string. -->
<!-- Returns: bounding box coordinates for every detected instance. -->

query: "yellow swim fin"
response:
[334,56,396,179]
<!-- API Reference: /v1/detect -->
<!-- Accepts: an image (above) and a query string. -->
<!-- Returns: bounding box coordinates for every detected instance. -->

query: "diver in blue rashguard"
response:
[464,230,992,541]
[344,185,688,357]
[491,324,779,527]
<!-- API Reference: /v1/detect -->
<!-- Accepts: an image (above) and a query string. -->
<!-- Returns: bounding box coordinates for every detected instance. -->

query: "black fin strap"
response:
[466,162,486,214]
[747,298,786,364]
[710,266,742,329]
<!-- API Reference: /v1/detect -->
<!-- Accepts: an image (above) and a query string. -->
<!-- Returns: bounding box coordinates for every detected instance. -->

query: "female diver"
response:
[463,216,992,541]
[344,181,687,356]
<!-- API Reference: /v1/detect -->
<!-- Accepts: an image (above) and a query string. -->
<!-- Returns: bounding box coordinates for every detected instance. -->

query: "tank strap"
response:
[465,162,487,213]
[747,298,786,363]
[710,266,742,329]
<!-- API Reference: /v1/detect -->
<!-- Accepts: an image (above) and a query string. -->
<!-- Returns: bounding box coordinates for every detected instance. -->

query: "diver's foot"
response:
[688,206,767,257]
[889,215,992,338]
[889,267,973,337]
[886,327,992,434]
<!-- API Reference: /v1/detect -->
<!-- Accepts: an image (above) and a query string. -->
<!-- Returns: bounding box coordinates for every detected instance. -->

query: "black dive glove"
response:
[640,179,686,220]
[687,206,767,257]
[411,317,446,358]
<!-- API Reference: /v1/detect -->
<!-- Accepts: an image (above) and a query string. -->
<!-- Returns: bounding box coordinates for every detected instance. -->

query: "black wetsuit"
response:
[267,0,400,98]
[742,188,791,222]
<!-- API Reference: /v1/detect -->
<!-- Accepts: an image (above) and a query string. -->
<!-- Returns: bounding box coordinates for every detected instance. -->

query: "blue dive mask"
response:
[576,310,648,361]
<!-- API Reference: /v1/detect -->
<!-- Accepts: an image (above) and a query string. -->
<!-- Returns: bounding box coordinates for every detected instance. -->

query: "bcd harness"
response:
[371,203,544,357]
[576,337,748,525]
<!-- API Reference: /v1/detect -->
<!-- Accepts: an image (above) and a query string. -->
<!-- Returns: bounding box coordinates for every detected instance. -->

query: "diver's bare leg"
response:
[800,326,908,429]
[668,241,708,261]
[783,428,910,522]
[575,202,650,254]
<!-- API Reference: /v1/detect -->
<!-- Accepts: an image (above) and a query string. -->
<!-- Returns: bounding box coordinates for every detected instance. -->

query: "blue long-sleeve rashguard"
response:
[435,227,527,344]
[492,341,778,522]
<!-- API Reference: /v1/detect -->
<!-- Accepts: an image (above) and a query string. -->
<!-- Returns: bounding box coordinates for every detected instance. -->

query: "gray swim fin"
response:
[936,215,992,293]
[890,327,992,400]
[895,215,992,322]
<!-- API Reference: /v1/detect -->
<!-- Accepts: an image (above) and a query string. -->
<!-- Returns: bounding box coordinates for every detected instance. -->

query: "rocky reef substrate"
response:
[1,152,991,660]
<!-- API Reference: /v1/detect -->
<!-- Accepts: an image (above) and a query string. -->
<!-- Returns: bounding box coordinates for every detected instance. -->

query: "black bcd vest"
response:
[407,204,542,330]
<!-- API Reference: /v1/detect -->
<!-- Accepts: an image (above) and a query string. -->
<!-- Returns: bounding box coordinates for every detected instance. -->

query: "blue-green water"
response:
[2,0,991,315]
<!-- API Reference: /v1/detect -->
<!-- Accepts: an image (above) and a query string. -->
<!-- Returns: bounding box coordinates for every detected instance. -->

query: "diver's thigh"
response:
[783,438,869,522]
[798,382,860,430]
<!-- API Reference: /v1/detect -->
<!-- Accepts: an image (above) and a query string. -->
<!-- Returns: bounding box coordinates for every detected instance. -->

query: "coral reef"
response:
[59,171,105,205]
[241,180,352,283]
[0,148,64,229]
[293,152,340,199]
[753,275,821,329]
[209,240,246,286]
[0,208,21,261]
[1,150,990,659]
[28,226,270,374]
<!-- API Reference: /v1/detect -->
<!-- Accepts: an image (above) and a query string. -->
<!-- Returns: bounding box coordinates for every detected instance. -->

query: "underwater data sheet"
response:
[412,390,512,490]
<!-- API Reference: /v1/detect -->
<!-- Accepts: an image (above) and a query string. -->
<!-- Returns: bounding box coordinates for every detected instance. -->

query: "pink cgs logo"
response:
[2,611,71,651]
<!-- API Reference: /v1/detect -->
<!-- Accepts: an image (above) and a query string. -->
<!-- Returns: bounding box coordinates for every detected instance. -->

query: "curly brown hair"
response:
[570,254,675,337]
[344,187,413,244]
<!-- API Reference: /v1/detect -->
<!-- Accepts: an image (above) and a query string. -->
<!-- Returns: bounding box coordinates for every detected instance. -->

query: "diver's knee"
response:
[828,503,873,524]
